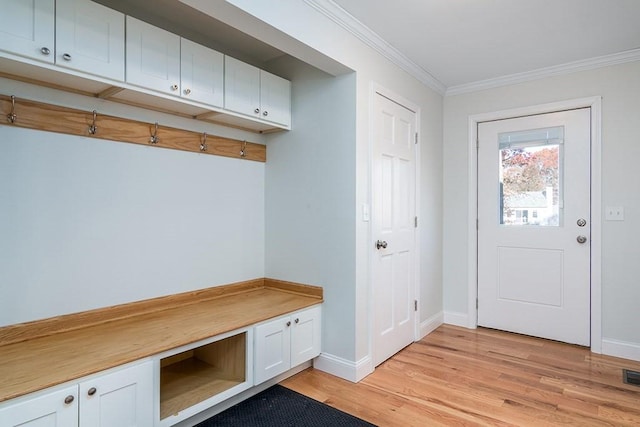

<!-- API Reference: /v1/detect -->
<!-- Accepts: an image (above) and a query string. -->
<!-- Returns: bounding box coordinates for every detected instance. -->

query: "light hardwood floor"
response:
[281,325,640,426]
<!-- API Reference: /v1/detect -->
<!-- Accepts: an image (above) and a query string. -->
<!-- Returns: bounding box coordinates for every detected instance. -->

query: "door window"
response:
[498,126,563,226]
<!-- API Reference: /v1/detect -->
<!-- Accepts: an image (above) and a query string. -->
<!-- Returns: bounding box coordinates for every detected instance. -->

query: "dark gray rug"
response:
[195,384,376,426]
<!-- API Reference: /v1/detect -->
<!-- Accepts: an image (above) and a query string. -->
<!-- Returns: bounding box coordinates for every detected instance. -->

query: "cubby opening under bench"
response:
[0,278,322,427]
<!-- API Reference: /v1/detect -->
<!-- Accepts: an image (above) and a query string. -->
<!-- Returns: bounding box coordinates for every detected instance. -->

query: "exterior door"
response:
[372,92,417,366]
[477,108,591,346]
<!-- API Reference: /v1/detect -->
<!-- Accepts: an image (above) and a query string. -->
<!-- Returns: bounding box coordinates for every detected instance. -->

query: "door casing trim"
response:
[467,96,602,353]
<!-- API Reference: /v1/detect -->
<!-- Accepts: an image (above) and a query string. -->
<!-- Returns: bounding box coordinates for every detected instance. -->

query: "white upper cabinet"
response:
[126,16,181,96]
[180,38,224,108]
[56,0,125,81]
[260,71,291,127]
[0,0,55,63]
[225,56,291,127]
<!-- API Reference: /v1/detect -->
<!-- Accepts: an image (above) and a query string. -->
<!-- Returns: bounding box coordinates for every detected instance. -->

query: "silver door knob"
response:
[170,84,178,91]
[62,53,71,61]
[64,395,74,404]
[183,88,191,95]
[263,110,268,116]
[376,240,388,250]
[577,218,587,227]
[576,235,588,244]
[254,108,260,114]
[40,47,50,56]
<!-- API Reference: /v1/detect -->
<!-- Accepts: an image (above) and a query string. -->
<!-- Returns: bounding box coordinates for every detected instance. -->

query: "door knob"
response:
[577,218,587,227]
[376,240,388,250]
[576,235,588,244]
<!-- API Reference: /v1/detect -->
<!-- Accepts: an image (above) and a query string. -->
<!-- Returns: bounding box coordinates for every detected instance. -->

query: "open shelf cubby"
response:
[159,332,246,420]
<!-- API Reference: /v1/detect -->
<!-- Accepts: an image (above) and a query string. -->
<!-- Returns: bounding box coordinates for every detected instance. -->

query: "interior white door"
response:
[477,108,591,346]
[372,92,416,366]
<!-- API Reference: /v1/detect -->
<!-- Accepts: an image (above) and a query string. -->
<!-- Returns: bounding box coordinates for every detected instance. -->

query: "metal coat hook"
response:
[149,122,159,144]
[240,140,247,158]
[200,132,208,152]
[7,95,16,124]
[88,110,97,135]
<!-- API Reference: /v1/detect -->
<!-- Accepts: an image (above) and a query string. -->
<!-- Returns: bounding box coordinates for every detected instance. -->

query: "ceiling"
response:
[331,0,640,91]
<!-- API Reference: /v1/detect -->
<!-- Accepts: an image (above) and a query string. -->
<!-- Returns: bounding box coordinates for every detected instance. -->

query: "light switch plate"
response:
[605,206,624,221]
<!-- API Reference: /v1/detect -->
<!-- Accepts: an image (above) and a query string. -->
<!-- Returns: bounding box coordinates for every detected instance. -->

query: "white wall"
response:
[264,57,358,360]
[0,79,265,327]
[185,0,444,379]
[443,61,640,357]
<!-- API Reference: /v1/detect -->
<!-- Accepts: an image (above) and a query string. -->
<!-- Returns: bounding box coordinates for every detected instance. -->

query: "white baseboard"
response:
[313,352,373,383]
[443,311,469,328]
[419,311,444,339]
[602,338,640,362]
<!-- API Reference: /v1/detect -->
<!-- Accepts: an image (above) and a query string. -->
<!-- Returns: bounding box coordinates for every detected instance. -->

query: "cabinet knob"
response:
[184,88,191,95]
[40,47,50,56]
[64,395,75,405]
[170,84,179,91]
[286,321,291,327]
[87,387,97,396]
[263,110,269,117]
[295,318,299,324]
[62,53,72,61]
[254,108,260,114]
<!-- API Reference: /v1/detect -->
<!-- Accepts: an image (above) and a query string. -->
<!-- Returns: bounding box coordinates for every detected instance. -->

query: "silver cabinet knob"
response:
[254,108,260,114]
[286,321,291,327]
[170,84,179,91]
[64,395,75,404]
[376,240,388,250]
[87,387,97,396]
[183,88,191,95]
[295,318,299,324]
[40,47,51,56]
[62,53,71,61]
[577,235,588,244]
[577,218,587,227]
[263,110,268,117]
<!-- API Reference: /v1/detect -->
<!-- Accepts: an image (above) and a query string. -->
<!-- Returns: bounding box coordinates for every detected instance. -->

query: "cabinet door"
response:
[291,305,322,367]
[0,0,54,63]
[260,71,291,127]
[224,56,261,119]
[79,361,153,427]
[0,385,78,427]
[180,38,223,107]
[254,316,291,385]
[55,0,125,81]
[126,16,180,95]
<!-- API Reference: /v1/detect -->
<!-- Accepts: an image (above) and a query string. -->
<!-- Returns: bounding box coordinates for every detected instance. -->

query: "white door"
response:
[260,71,291,127]
[372,92,417,366]
[290,306,322,367]
[126,16,181,95]
[79,362,153,427]
[0,0,54,63]
[254,316,291,385]
[180,38,224,107]
[0,385,78,427]
[478,108,591,346]
[56,0,125,81]
[224,56,261,118]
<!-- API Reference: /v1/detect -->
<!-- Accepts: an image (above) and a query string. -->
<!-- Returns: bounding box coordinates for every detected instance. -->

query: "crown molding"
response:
[304,0,447,95]
[446,48,640,96]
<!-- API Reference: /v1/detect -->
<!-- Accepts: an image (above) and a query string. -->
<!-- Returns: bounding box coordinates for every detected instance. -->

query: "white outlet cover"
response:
[605,206,624,221]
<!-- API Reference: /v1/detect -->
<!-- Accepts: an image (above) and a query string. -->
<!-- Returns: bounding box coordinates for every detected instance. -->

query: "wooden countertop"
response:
[0,279,322,403]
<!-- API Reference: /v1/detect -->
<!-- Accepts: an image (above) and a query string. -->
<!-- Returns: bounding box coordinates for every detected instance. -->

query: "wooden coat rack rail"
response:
[0,94,266,162]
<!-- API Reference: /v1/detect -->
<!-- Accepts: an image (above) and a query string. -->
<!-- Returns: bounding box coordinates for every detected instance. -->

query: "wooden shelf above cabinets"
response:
[0,94,266,162]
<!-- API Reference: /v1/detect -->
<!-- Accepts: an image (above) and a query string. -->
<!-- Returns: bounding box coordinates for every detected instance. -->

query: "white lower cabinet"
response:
[0,361,153,427]
[254,305,322,385]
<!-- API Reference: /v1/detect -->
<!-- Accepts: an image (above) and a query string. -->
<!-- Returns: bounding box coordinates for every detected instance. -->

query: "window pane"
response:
[498,126,563,226]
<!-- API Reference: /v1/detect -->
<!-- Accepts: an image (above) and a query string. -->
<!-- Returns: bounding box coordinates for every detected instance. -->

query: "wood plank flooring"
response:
[281,325,640,426]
